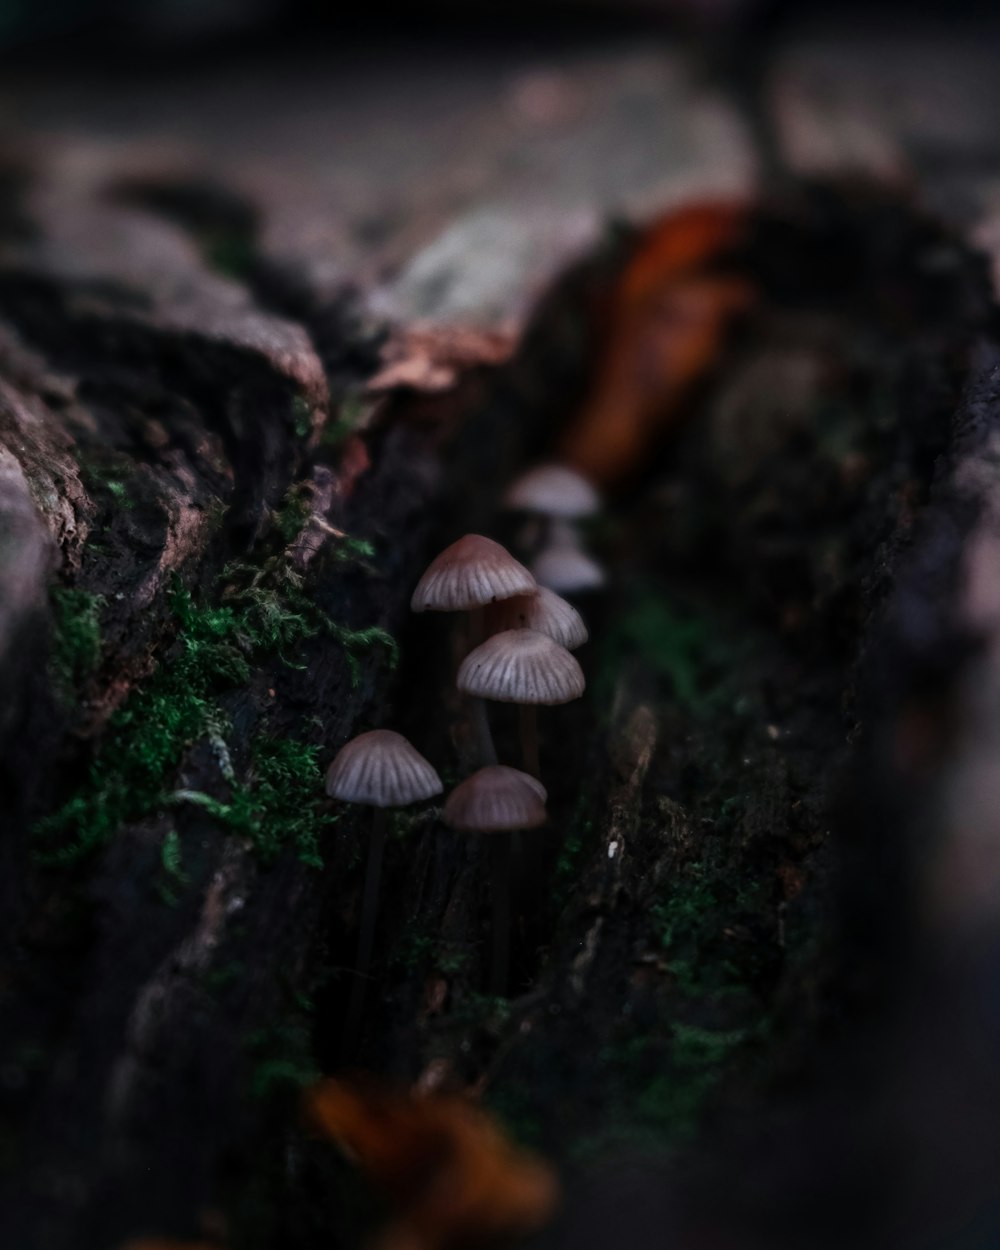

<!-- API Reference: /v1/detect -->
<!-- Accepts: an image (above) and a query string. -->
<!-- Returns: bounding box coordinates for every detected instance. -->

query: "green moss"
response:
[565,842,773,1159]
[452,992,512,1033]
[320,394,368,449]
[34,548,394,864]
[220,557,397,680]
[552,795,595,910]
[49,587,104,697]
[36,582,243,864]
[575,1013,765,1158]
[204,960,247,991]
[291,396,315,442]
[631,1025,751,1142]
[169,736,328,866]
[246,1009,320,1099]
[104,478,133,509]
[391,922,468,976]
[155,828,189,905]
[273,482,312,544]
[650,851,770,999]
[652,860,719,979]
[332,535,376,565]
[671,1021,753,1068]
[75,450,139,513]
[204,497,230,529]
[596,585,741,716]
[392,925,435,973]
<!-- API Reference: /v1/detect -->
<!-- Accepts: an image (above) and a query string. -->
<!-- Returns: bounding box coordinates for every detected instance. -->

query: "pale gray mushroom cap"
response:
[325,729,443,808]
[531,532,605,594]
[503,464,601,519]
[457,628,585,705]
[411,534,537,612]
[484,587,588,651]
[442,765,547,832]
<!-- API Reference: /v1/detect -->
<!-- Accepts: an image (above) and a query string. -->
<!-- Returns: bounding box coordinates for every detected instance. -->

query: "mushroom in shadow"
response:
[326,729,442,1054]
[411,533,538,766]
[504,462,602,553]
[531,520,606,595]
[457,627,585,779]
[442,764,547,995]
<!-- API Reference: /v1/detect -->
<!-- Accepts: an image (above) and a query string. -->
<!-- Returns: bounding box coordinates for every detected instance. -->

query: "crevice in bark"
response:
[0,165,997,1250]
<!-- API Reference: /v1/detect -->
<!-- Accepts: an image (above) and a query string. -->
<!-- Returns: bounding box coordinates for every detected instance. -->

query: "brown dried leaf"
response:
[366,325,516,394]
[560,200,754,486]
[305,1077,559,1250]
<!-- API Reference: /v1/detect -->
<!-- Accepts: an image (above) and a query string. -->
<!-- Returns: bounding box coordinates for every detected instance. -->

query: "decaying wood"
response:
[2,25,1000,1250]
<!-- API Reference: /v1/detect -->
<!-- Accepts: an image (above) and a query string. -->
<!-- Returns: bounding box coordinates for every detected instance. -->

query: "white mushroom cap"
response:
[504,464,601,519]
[442,765,547,832]
[411,534,537,612]
[457,628,585,705]
[325,729,443,808]
[531,545,605,594]
[485,587,588,651]
[531,524,605,594]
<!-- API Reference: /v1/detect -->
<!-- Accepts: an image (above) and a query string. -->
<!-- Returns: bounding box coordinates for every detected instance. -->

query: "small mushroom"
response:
[412,534,537,766]
[504,463,601,519]
[457,628,585,778]
[411,533,537,616]
[484,585,588,651]
[531,521,605,595]
[504,463,602,556]
[443,765,547,993]
[326,730,442,1050]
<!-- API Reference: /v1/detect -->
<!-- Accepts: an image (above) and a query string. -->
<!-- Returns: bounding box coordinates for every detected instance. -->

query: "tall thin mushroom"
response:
[504,463,601,552]
[326,730,442,1052]
[531,521,605,595]
[457,628,585,779]
[504,463,601,518]
[442,765,547,995]
[411,534,537,765]
[411,533,537,641]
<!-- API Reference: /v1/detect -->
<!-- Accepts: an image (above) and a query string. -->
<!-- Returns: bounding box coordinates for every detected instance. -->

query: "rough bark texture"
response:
[2,22,1000,1250]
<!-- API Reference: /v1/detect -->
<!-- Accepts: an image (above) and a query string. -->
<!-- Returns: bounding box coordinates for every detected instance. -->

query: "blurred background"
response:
[2,4,1000,1250]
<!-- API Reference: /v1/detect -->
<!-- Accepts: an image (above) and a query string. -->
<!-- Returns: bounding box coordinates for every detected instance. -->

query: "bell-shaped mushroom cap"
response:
[411,534,537,613]
[457,628,585,705]
[326,729,443,808]
[531,523,605,594]
[443,765,547,831]
[504,464,601,519]
[532,545,605,594]
[485,587,588,651]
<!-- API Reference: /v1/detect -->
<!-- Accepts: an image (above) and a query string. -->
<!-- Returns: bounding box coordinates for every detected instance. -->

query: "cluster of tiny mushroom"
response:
[325,464,602,1007]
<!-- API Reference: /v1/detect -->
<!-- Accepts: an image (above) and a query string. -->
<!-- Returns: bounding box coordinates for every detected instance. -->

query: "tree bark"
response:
[2,32,1000,1250]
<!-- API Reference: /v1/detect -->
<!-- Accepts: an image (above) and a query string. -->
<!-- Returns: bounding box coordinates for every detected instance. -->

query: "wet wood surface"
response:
[1,18,1000,1250]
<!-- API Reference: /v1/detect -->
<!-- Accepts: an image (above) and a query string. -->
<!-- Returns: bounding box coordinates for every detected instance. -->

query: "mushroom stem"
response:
[518,704,540,779]
[467,605,486,652]
[343,807,388,1055]
[471,698,498,767]
[490,834,511,996]
[457,607,497,768]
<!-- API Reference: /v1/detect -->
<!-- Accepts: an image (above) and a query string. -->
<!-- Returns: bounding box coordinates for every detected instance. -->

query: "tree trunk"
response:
[2,26,1000,1250]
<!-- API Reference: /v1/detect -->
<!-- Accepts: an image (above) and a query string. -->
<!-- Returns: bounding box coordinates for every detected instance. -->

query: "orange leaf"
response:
[617,201,749,306]
[305,1077,558,1250]
[560,201,755,487]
